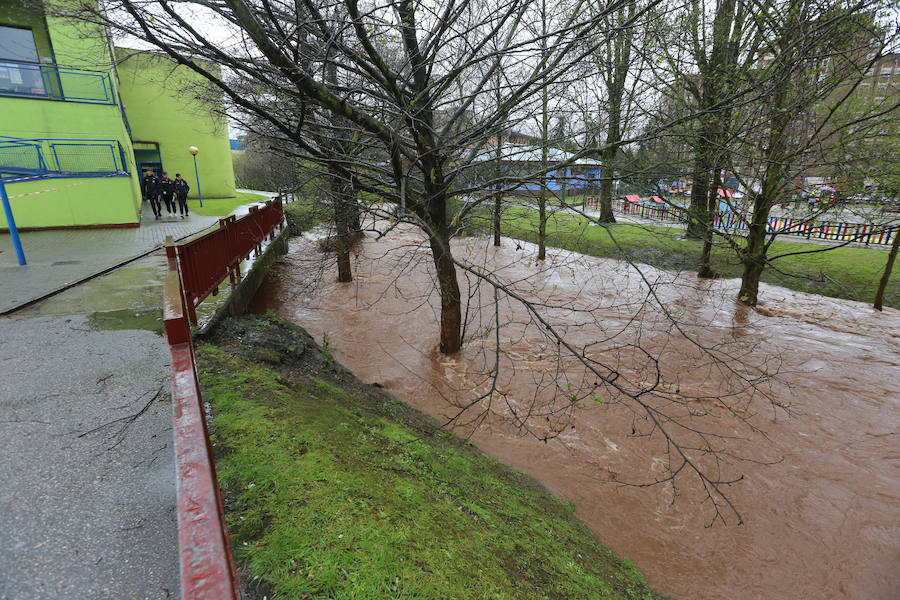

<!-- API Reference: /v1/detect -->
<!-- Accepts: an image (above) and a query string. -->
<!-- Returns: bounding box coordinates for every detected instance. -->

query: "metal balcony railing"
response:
[0,59,116,105]
[0,137,129,177]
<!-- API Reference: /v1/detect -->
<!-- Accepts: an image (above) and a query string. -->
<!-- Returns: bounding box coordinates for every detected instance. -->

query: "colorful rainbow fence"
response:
[581,197,896,247]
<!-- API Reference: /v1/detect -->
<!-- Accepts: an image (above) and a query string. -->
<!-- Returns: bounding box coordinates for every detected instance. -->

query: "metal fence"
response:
[176,199,284,324]
[0,59,116,105]
[162,198,284,599]
[0,138,129,176]
[596,198,896,247]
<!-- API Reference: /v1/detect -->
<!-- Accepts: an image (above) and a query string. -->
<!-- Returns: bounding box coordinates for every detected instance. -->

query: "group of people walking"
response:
[141,169,191,219]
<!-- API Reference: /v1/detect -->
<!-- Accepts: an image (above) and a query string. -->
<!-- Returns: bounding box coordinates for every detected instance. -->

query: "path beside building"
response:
[0,313,179,600]
[0,245,182,600]
[0,205,219,314]
[0,194,284,599]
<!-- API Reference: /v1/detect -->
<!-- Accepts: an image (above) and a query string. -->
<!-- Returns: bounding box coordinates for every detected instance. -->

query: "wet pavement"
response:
[0,254,180,600]
[0,191,278,599]
[251,223,900,600]
[0,314,179,600]
[0,203,219,314]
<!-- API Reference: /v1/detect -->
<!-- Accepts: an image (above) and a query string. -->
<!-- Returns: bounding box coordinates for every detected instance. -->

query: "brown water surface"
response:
[250,224,900,600]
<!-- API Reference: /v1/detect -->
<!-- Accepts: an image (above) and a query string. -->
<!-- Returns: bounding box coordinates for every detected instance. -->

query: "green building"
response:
[116,48,236,200]
[0,0,235,230]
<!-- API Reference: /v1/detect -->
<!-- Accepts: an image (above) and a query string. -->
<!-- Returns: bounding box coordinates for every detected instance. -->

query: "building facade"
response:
[0,0,234,230]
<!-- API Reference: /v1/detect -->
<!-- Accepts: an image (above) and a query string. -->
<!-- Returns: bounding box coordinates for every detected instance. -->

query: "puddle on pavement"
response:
[11,249,234,332]
[86,307,164,335]
[249,223,900,600]
[24,256,168,317]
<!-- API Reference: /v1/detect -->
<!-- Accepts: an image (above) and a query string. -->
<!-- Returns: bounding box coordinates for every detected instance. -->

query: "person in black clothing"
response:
[174,173,190,218]
[160,172,176,216]
[141,169,162,219]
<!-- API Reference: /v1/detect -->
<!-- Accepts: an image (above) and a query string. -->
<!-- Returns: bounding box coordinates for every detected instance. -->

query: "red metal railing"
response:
[177,199,283,323]
[164,245,240,600]
[162,199,284,599]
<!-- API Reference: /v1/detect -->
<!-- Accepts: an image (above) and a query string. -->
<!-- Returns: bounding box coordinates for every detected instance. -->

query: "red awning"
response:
[717,188,726,197]
[625,194,640,202]
[651,196,664,203]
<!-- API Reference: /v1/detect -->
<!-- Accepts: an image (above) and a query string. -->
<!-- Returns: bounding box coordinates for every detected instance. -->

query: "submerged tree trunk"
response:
[698,169,721,278]
[330,165,353,283]
[428,229,462,353]
[874,227,899,311]
[737,216,768,305]
[737,0,798,306]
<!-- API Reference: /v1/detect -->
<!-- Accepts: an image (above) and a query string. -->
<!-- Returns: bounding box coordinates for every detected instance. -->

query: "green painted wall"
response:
[0,0,142,229]
[1,176,139,228]
[115,50,236,199]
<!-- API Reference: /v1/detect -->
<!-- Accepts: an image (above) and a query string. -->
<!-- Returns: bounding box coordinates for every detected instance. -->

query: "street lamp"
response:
[189,145,203,207]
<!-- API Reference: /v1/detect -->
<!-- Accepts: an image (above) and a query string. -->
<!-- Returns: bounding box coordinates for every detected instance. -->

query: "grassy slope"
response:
[198,316,660,600]
[191,191,269,216]
[478,205,898,309]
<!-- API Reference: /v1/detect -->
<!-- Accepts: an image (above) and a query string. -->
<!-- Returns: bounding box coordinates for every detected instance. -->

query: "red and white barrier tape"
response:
[4,171,128,199]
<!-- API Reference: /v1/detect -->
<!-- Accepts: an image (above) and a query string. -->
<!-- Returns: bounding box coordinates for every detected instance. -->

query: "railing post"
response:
[0,180,26,265]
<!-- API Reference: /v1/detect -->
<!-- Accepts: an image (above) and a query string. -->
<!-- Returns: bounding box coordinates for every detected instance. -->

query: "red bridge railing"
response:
[177,199,284,324]
[162,198,285,599]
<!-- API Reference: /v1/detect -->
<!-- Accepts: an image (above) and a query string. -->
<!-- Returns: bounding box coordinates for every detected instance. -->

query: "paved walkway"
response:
[0,204,219,314]
[1,246,181,600]
[0,312,179,600]
[0,193,285,599]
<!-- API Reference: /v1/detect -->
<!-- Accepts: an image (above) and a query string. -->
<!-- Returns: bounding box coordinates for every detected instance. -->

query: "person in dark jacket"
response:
[174,173,190,218]
[160,172,176,216]
[141,169,162,219]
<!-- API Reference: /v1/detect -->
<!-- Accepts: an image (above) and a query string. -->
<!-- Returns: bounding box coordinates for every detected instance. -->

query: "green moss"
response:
[479,206,898,309]
[198,317,661,600]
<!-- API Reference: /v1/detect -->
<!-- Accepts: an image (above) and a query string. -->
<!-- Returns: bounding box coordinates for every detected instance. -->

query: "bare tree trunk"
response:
[538,192,547,260]
[594,1,633,225]
[537,0,548,261]
[493,191,502,247]
[688,153,712,239]
[348,172,361,232]
[428,229,462,353]
[598,145,616,223]
[330,165,353,283]
[493,132,502,247]
[874,227,899,311]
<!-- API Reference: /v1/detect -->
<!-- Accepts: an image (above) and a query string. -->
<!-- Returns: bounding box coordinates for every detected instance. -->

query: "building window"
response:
[0,25,46,95]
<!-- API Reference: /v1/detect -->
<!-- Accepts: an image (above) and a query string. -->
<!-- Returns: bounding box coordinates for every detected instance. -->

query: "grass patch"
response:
[284,199,331,236]
[475,205,898,309]
[198,315,660,600]
[191,191,270,216]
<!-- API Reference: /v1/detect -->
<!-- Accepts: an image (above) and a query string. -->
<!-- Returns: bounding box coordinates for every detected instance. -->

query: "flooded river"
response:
[249,223,900,599]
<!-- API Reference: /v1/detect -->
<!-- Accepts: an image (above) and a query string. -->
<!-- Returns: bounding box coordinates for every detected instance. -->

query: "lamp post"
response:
[189,145,203,207]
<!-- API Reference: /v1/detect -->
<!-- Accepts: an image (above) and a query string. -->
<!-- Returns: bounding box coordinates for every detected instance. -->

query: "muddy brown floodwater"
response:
[250,223,900,600]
